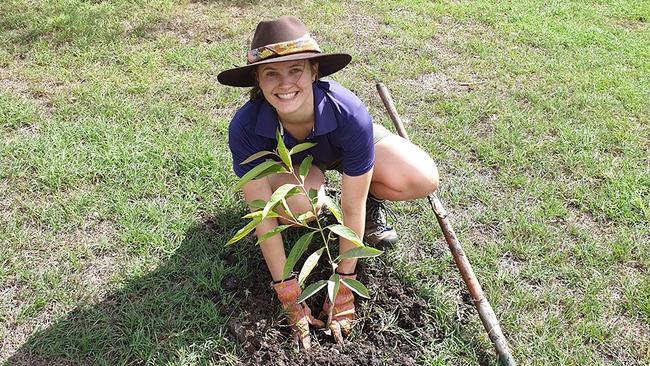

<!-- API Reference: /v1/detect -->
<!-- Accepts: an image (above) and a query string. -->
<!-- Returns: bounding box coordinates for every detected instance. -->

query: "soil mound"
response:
[221,256,441,366]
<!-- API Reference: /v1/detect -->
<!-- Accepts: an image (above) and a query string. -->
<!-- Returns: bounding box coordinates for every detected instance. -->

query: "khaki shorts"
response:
[316,123,393,173]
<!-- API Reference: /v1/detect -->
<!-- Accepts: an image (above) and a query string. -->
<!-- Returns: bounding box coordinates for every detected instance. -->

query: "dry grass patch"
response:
[136,2,229,45]
[0,65,72,118]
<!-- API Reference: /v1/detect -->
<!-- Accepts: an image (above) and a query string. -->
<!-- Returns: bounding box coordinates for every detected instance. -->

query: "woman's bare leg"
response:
[361,135,438,247]
[370,135,439,200]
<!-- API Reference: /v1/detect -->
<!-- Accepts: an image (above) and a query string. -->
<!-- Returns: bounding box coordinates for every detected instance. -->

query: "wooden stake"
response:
[376,82,516,366]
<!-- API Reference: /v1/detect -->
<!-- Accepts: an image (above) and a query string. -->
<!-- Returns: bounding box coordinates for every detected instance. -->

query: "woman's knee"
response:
[405,145,438,196]
[277,194,323,225]
[277,168,325,225]
[401,162,438,197]
[374,137,439,198]
[269,164,325,224]
[419,164,439,195]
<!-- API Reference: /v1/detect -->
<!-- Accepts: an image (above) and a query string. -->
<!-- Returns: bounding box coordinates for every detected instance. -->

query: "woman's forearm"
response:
[256,217,288,281]
[337,170,373,274]
[337,210,365,274]
[242,178,288,281]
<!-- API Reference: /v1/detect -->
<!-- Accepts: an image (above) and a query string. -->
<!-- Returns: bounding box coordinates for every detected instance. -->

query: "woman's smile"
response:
[275,91,299,100]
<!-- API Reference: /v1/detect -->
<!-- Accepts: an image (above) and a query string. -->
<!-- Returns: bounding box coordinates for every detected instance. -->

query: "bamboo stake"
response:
[376,82,516,366]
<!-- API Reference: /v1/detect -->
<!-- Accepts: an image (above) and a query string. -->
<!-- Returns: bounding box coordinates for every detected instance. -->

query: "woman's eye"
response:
[264,72,278,78]
[290,68,302,74]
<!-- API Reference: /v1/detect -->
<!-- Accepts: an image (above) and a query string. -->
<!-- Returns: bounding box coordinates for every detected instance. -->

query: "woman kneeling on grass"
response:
[217,16,439,349]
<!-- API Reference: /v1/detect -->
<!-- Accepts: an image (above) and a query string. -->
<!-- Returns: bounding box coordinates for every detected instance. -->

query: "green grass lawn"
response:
[1,0,648,365]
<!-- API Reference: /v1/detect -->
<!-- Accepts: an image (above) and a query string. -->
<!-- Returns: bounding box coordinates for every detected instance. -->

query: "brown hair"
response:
[249,59,319,101]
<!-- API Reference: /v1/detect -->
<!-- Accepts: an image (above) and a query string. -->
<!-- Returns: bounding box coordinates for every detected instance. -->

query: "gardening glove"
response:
[272,276,325,350]
[319,273,356,344]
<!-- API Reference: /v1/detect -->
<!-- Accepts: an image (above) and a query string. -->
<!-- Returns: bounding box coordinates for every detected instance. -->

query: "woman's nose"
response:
[278,74,294,86]
[280,71,301,86]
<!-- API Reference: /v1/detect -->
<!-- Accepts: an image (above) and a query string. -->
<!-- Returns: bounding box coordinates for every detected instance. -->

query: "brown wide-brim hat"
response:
[217,16,352,87]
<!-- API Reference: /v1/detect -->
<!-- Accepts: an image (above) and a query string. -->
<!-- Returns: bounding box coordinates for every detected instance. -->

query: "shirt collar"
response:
[254,81,337,140]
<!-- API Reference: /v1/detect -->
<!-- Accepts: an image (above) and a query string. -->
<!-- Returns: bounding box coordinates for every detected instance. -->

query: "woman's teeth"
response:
[276,92,298,100]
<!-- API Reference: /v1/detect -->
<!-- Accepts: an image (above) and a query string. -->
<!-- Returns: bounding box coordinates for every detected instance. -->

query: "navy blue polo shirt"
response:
[228,80,374,178]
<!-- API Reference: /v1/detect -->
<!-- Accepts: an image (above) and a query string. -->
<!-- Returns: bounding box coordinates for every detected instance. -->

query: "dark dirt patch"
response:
[220,251,442,365]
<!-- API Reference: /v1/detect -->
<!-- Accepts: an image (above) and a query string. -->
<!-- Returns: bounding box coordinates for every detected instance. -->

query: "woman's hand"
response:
[319,273,357,343]
[273,277,325,349]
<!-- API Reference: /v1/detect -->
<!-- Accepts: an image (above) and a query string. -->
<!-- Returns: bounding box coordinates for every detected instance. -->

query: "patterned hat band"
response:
[246,33,322,64]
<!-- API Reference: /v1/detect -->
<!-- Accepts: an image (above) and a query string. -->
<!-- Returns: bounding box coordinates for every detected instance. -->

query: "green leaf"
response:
[226,217,261,246]
[276,129,292,168]
[279,198,294,221]
[296,280,327,303]
[256,225,292,244]
[308,188,319,205]
[327,224,363,247]
[341,278,370,299]
[240,150,275,165]
[236,160,282,189]
[284,186,303,199]
[328,273,340,303]
[337,246,383,261]
[242,210,280,219]
[263,184,298,218]
[297,211,315,224]
[299,155,313,181]
[254,163,288,180]
[322,195,343,224]
[290,142,317,155]
[248,200,266,209]
[298,248,324,286]
[282,231,315,279]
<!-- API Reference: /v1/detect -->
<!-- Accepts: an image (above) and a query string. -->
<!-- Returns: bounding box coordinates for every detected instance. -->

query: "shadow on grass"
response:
[6,210,497,365]
[6,210,267,365]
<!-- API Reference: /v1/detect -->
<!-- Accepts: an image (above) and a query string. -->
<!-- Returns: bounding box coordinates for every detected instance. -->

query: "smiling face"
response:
[256,59,318,121]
